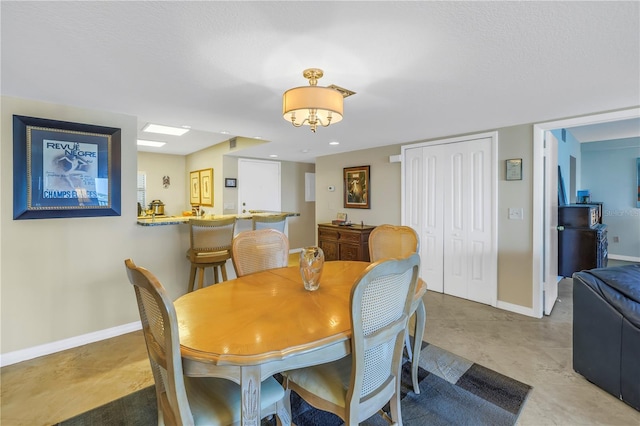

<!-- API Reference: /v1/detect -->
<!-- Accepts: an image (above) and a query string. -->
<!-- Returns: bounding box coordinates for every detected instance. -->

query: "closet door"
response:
[403,136,495,306]
[442,137,493,304]
[405,146,445,293]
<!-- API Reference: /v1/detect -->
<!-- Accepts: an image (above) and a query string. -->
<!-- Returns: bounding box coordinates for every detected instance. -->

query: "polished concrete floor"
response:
[2,260,639,425]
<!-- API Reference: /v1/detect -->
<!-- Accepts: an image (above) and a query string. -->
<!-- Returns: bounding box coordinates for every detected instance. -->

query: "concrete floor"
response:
[2,260,639,425]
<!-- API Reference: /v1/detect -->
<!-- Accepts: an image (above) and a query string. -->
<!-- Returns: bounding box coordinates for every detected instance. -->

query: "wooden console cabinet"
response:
[318,223,376,262]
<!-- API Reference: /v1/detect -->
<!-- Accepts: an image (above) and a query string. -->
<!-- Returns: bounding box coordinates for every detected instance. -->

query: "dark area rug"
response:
[57,343,532,426]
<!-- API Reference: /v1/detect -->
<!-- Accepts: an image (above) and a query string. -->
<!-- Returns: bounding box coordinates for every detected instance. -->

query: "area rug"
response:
[57,342,532,426]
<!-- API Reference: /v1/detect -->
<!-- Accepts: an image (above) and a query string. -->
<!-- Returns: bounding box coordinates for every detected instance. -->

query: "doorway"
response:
[237,158,281,214]
[532,107,640,317]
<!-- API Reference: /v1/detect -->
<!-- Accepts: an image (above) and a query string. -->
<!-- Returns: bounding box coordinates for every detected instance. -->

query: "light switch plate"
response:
[508,207,523,220]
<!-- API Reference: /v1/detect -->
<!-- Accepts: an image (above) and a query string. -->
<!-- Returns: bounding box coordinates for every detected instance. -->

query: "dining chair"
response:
[186,217,235,292]
[368,224,426,394]
[282,253,420,425]
[231,229,290,277]
[252,214,287,233]
[124,259,288,426]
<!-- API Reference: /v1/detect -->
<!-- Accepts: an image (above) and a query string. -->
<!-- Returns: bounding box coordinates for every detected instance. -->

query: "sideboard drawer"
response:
[338,231,361,244]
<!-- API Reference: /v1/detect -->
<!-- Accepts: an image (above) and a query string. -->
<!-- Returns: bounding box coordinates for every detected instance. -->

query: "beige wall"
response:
[137,152,186,216]
[280,161,316,249]
[0,98,317,357]
[316,127,534,309]
[1,96,190,354]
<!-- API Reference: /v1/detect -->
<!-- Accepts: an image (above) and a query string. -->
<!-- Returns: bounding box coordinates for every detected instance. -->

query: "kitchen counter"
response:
[136,211,299,226]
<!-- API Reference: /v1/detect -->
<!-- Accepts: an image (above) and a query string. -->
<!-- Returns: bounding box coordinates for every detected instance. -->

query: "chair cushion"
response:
[283,356,352,408]
[185,375,285,425]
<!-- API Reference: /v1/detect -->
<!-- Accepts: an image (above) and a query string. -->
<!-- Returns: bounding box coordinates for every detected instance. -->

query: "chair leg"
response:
[411,300,426,394]
[220,263,228,282]
[197,266,205,290]
[213,265,220,284]
[187,265,197,293]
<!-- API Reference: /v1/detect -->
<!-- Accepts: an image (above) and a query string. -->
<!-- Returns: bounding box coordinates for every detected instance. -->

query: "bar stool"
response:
[186,217,236,292]
[252,214,287,232]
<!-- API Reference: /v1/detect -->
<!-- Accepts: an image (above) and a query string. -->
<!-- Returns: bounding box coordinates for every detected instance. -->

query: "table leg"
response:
[241,365,261,426]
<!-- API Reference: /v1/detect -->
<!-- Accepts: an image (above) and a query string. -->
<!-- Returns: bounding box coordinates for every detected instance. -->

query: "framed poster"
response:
[13,115,121,220]
[343,165,370,209]
[189,170,200,205]
[200,168,213,206]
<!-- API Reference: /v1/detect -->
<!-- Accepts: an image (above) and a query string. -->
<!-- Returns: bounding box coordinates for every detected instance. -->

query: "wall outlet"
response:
[613,236,619,243]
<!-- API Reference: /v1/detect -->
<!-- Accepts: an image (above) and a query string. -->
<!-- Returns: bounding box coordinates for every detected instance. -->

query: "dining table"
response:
[174,260,426,426]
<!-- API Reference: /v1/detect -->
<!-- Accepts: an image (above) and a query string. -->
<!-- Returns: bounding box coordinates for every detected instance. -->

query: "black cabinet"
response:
[558,205,608,277]
[558,224,608,277]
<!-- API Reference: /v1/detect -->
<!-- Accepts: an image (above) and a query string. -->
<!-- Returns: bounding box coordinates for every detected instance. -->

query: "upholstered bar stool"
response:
[252,214,287,232]
[186,217,236,292]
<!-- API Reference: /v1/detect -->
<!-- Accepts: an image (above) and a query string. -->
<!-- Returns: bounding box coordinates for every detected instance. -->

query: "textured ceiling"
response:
[2,1,639,162]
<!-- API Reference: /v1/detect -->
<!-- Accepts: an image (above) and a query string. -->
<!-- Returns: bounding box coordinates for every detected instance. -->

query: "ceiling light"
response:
[283,68,344,133]
[137,139,166,147]
[269,154,278,158]
[142,123,190,136]
[329,141,340,145]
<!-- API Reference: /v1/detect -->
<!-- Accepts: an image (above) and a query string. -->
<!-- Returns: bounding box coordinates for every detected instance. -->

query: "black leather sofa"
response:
[572,264,640,411]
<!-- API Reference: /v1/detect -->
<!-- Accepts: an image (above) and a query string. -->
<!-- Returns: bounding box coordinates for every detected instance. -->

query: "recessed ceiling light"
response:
[329,141,340,145]
[301,149,310,153]
[137,139,166,147]
[269,154,278,158]
[220,131,230,135]
[142,123,190,136]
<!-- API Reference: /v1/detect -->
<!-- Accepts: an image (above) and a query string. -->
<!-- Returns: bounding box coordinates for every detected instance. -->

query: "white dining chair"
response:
[124,259,289,425]
[368,224,427,394]
[282,253,420,425]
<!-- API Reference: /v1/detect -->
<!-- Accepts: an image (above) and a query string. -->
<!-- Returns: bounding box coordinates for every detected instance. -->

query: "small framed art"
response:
[189,171,200,205]
[506,158,523,181]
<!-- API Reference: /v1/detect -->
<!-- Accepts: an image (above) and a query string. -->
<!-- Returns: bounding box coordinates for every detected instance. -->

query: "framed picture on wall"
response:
[12,115,121,220]
[343,165,370,209]
[189,170,200,205]
[200,168,213,206]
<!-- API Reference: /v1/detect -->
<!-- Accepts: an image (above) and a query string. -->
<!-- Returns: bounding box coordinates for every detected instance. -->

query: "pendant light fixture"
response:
[282,68,353,133]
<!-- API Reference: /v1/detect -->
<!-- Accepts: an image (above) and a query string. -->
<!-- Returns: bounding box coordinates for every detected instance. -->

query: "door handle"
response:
[557,226,564,231]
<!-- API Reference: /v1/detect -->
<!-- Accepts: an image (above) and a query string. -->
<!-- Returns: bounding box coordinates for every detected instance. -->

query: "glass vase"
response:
[300,246,324,291]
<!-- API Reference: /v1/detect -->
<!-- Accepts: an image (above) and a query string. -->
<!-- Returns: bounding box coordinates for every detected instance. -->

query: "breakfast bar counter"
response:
[136,210,299,226]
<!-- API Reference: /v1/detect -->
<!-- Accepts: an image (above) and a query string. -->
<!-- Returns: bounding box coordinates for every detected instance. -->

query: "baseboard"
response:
[496,300,537,318]
[0,321,142,367]
[608,254,640,263]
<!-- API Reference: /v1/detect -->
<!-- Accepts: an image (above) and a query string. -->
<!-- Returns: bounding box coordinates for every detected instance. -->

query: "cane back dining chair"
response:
[282,253,420,426]
[186,217,235,292]
[368,224,427,394]
[124,259,288,426]
[252,214,287,233]
[231,229,290,277]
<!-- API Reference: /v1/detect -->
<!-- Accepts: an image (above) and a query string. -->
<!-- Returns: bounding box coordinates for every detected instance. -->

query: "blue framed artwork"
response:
[13,115,121,220]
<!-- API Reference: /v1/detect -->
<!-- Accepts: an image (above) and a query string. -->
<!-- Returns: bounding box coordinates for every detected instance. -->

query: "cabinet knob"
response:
[557,225,565,231]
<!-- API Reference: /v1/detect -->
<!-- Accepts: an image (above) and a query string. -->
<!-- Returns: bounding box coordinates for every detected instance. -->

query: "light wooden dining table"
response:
[174,260,426,426]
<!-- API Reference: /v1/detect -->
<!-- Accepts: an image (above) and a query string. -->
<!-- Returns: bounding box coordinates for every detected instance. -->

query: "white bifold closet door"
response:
[404,136,495,306]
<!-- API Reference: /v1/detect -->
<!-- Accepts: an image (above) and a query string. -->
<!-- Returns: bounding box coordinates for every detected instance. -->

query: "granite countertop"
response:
[136,211,299,226]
